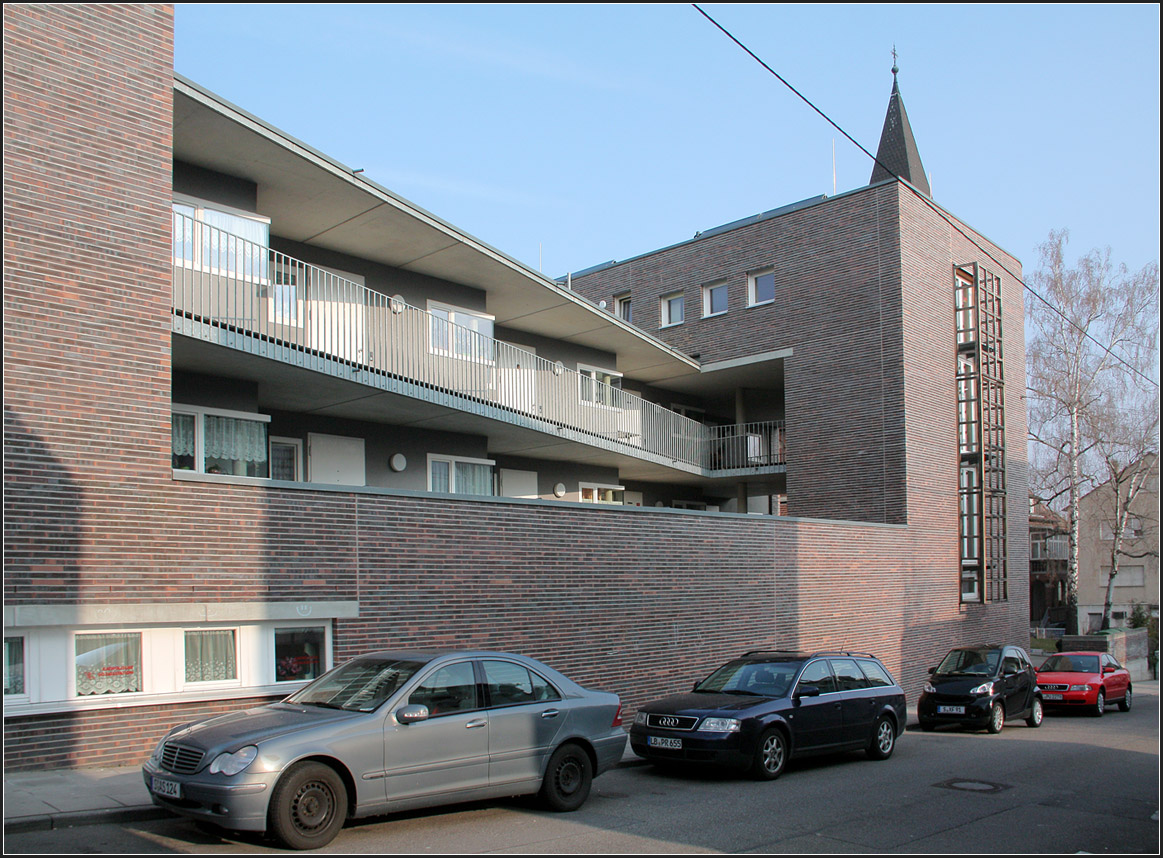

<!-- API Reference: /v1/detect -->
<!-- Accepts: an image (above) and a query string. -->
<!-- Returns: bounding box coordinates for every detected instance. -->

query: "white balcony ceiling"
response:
[172,77,699,386]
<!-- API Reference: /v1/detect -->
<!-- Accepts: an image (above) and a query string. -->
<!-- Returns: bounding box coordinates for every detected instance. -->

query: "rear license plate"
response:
[151,776,181,799]
[648,736,682,749]
[937,705,965,715]
[1043,693,1063,700]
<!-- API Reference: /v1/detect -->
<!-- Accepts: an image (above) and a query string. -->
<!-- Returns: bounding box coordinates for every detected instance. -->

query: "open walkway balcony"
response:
[171,212,784,476]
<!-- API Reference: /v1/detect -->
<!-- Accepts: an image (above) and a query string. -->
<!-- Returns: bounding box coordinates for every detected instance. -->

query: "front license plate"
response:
[937,705,965,715]
[648,736,682,749]
[151,776,181,799]
[1043,693,1063,700]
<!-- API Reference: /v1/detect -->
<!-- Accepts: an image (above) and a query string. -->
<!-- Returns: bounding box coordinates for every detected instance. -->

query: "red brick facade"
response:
[3,5,1029,771]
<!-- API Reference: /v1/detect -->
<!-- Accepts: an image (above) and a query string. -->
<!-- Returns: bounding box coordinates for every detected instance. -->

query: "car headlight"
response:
[208,745,258,776]
[634,711,648,726]
[969,681,995,696]
[150,737,167,763]
[923,682,936,693]
[1069,684,1091,692]
[697,717,740,733]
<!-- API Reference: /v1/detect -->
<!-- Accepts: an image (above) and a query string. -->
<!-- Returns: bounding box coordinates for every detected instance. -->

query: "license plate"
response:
[151,776,181,799]
[937,705,965,715]
[648,736,682,749]
[1043,693,1063,700]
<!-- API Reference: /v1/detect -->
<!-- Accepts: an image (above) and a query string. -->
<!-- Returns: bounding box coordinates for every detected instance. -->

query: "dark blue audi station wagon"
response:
[630,650,906,780]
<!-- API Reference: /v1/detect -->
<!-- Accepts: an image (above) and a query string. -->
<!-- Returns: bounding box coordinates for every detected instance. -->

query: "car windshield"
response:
[284,657,427,712]
[1041,654,1100,674]
[694,658,799,697]
[935,648,1001,676]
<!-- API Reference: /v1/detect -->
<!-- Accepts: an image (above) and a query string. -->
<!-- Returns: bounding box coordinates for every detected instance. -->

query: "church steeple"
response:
[870,52,930,197]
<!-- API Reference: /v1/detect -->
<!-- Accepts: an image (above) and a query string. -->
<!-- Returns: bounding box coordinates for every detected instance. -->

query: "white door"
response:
[308,433,365,485]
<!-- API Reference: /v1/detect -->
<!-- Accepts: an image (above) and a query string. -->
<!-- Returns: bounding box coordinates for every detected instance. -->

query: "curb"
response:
[5,805,171,836]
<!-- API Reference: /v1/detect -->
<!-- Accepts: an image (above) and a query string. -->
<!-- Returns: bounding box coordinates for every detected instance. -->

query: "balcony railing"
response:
[171,212,785,473]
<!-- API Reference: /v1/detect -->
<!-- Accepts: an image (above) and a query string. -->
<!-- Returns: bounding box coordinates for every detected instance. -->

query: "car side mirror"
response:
[928,666,937,675]
[794,684,820,701]
[1103,665,1115,674]
[396,704,429,724]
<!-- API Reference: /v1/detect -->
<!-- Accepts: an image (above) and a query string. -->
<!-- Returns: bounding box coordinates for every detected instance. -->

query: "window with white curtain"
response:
[427,301,495,362]
[578,364,622,408]
[172,196,270,281]
[4,636,25,697]
[75,632,143,696]
[428,454,495,496]
[184,629,238,683]
[172,405,271,477]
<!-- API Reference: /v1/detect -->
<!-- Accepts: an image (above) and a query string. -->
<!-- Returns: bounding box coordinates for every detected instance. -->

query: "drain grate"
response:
[933,778,1011,794]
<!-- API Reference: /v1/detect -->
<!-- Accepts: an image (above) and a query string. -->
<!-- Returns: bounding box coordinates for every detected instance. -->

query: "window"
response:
[184,629,238,684]
[578,364,623,407]
[172,196,270,281]
[672,500,707,510]
[796,660,836,695]
[615,294,632,323]
[748,270,775,306]
[429,454,495,496]
[703,282,728,317]
[75,632,142,696]
[1100,518,1144,540]
[272,259,301,326]
[173,405,271,477]
[269,437,303,482]
[428,301,495,362]
[580,483,624,504]
[275,627,325,683]
[830,658,869,691]
[4,636,25,696]
[408,661,478,716]
[483,659,560,706]
[660,292,685,327]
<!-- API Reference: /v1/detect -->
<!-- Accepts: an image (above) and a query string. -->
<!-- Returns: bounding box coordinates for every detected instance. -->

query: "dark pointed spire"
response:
[870,51,930,197]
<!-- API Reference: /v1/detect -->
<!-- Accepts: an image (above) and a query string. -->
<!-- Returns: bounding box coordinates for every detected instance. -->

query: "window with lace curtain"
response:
[185,629,238,683]
[172,404,271,476]
[75,632,142,696]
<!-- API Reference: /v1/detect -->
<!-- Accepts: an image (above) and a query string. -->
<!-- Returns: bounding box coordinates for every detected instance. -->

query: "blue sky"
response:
[175,3,1160,281]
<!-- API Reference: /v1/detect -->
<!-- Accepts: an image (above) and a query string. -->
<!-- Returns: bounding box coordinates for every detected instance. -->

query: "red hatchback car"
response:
[1035,651,1132,716]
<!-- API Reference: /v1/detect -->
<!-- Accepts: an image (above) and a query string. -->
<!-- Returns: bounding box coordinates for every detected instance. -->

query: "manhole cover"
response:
[933,778,1011,794]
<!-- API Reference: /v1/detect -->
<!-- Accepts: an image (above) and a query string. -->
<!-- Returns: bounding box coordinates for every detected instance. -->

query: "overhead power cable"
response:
[692,3,1158,391]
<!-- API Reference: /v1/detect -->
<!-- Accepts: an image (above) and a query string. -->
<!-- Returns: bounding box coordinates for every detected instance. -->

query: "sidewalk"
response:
[3,739,645,835]
[7,681,1157,836]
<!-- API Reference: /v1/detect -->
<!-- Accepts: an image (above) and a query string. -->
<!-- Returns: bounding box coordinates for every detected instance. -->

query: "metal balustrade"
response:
[171,212,785,473]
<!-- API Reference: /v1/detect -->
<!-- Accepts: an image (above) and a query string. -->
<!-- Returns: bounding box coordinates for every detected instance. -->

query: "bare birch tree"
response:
[1025,229,1159,634]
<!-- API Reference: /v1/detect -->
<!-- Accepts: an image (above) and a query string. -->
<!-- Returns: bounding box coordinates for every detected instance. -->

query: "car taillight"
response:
[612,704,623,727]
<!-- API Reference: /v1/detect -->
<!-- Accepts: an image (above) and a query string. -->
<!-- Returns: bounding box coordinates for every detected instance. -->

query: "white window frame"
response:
[580,483,625,505]
[577,363,623,409]
[660,292,685,327]
[269,436,304,482]
[427,454,497,495]
[615,293,632,323]
[172,404,271,476]
[703,281,728,318]
[4,633,29,704]
[748,269,775,307]
[426,300,496,363]
[1110,565,1146,588]
[7,620,333,712]
[171,193,271,283]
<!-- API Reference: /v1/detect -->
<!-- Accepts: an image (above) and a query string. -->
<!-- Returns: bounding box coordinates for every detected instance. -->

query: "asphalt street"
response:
[5,684,1158,854]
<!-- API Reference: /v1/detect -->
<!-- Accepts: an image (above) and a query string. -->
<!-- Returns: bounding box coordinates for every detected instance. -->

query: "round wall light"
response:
[389,453,407,472]
[553,482,566,498]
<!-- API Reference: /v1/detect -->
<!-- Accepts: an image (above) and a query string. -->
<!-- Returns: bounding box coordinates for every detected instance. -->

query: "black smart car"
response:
[629,650,907,780]
[917,644,1043,733]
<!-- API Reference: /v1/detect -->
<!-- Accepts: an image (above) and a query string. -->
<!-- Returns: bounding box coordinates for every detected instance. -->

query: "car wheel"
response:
[986,701,1005,733]
[540,743,592,812]
[1118,686,1132,712]
[750,728,788,780]
[267,761,347,850]
[867,716,896,760]
[1025,696,1043,728]
[1093,690,1105,717]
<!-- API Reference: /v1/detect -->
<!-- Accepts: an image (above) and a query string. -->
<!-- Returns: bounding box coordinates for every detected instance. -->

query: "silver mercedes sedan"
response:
[142,649,626,849]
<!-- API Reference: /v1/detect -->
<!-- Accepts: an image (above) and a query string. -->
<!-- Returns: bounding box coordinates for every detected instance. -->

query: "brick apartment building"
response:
[3,4,1029,770]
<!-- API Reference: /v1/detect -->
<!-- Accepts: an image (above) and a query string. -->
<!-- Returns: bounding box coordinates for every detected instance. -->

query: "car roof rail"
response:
[740,649,879,659]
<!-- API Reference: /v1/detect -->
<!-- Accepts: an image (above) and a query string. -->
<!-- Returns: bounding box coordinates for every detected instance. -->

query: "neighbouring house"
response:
[3,4,1030,770]
[1029,496,1070,628]
[1075,458,1160,633]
